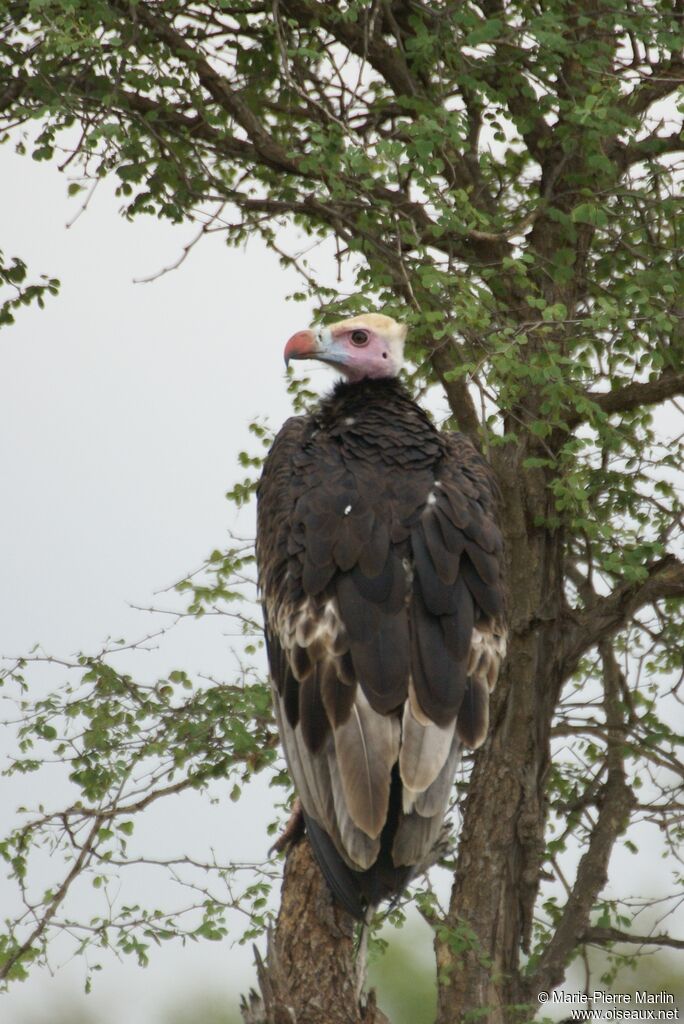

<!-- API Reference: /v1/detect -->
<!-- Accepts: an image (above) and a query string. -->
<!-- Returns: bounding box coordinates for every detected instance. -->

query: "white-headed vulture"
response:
[256,313,506,919]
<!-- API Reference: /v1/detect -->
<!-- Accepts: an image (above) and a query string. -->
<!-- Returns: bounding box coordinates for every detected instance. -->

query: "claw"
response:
[270,798,305,854]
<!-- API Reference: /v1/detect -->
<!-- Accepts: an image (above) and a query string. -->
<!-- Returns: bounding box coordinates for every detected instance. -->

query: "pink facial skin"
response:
[284,325,401,380]
[327,326,398,380]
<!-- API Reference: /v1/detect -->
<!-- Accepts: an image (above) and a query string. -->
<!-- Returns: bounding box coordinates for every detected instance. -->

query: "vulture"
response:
[256,313,506,920]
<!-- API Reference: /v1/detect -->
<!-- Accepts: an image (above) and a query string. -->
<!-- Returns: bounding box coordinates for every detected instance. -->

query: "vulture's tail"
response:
[303,813,367,920]
[302,770,413,920]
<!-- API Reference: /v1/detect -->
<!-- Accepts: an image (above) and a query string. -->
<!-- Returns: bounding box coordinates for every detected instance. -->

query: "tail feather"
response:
[303,811,367,920]
[302,770,414,919]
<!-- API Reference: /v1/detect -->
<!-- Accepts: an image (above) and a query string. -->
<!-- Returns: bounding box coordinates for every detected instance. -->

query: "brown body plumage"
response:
[257,372,506,919]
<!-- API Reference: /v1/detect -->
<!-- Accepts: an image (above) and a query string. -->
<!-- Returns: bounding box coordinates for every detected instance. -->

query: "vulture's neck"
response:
[315,377,414,421]
[312,378,443,464]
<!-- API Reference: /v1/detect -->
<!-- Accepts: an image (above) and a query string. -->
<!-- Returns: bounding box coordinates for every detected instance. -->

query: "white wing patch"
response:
[280,597,348,659]
[468,626,507,692]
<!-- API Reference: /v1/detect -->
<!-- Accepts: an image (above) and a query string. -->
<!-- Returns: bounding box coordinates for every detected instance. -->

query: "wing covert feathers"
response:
[256,378,507,916]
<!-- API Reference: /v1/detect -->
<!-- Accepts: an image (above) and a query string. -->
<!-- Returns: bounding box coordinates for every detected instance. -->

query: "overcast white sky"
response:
[0,143,321,1024]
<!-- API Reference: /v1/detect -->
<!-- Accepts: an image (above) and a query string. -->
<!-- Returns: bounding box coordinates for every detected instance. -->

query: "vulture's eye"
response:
[350,330,369,346]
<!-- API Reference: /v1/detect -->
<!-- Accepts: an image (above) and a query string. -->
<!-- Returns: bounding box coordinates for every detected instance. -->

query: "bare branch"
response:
[583,926,684,951]
[526,644,635,997]
[568,370,684,428]
[618,55,684,120]
[563,556,684,678]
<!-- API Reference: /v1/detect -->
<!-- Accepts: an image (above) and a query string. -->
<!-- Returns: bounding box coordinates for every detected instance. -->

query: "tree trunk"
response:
[242,839,389,1024]
[435,449,566,1023]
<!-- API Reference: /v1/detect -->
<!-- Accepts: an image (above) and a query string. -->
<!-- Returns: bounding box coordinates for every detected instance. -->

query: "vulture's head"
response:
[284,313,406,381]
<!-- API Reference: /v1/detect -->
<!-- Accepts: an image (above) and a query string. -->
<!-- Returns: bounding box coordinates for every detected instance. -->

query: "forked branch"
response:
[526,644,635,997]
[563,556,684,678]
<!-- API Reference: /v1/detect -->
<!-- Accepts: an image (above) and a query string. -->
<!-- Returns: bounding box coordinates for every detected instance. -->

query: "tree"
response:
[1,2,683,1022]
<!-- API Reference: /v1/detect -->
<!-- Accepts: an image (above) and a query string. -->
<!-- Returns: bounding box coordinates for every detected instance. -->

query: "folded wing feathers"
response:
[413,733,463,818]
[259,414,508,890]
[394,746,462,868]
[272,498,505,871]
[400,692,457,800]
[327,746,382,869]
[391,802,449,868]
[332,689,401,840]
[274,673,382,871]
[457,625,507,747]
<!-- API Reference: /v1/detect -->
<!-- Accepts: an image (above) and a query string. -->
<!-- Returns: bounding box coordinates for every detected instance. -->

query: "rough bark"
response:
[241,838,389,1024]
[434,446,567,1024]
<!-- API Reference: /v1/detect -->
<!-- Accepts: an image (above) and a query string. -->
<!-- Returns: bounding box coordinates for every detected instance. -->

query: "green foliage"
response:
[0,568,278,987]
[0,250,59,327]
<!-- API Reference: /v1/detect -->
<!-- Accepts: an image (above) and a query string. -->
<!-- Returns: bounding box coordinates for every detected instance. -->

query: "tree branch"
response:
[562,555,684,683]
[242,838,388,1024]
[567,369,684,428]
[478,0,554,162]
[4,25,511,273]
[282,0,419,98]
[582,926,684,951]
[0,76,23,112]
[280,0,503,221]
[614,129,684,169]
[591,370,684,416]
[526,644,635,998]
[110,0,303,176]
[2,67,273,173]
[618,55,684,120]
[430,343,482,440]
[0,815,104,982]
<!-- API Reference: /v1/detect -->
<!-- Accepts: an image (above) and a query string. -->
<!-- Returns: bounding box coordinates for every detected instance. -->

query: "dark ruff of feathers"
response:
[257,377,506,919]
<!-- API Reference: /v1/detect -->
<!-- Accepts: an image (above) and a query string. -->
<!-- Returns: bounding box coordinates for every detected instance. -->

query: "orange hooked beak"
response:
[284,329,318,366]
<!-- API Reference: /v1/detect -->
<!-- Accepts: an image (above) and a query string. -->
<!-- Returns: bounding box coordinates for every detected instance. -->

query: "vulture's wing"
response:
[256,404,506,916]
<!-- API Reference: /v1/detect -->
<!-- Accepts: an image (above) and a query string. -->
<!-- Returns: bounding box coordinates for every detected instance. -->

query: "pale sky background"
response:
[0,142,315,1023]
[1,133,682,1024]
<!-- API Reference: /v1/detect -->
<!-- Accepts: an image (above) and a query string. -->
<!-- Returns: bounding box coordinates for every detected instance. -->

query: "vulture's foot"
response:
[270,798,304,855]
